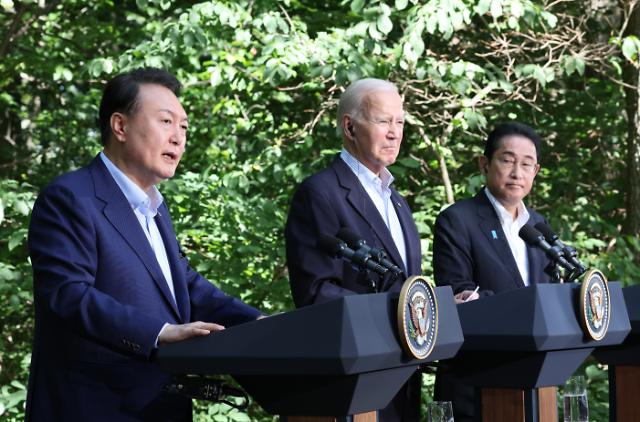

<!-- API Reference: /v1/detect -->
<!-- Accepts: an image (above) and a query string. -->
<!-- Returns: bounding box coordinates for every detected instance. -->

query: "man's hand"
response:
[454,289,480,304]
[158,321,225,345]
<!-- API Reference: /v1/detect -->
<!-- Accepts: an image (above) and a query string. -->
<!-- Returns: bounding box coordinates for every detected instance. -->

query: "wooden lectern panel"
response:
[481,387,557,422]
[537,386,558,421]
[286,411,377,422]
[482,388,524,421]
[616,365,640,421]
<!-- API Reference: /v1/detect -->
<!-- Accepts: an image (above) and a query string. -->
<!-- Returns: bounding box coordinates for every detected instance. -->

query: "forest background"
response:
[2,0,640,420]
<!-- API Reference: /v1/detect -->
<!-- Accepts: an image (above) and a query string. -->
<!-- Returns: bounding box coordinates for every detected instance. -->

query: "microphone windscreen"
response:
[336,227,363,249]
[317,234,343,257]
[518,224,542,245]
[534,222,558,242]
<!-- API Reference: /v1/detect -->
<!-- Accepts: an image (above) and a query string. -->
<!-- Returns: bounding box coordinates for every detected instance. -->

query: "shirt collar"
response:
[99,152,163,217]
[484,187,529,226]
[340,148,394,190]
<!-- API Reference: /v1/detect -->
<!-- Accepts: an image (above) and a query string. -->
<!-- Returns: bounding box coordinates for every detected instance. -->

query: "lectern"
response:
[155,287,463,420]
[450,282,629,422]
[593,284,640,421]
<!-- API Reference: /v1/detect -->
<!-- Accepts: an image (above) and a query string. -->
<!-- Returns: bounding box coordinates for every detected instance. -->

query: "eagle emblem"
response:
[409,291,431,346]
[397,276,438,359]
[588,283,605,329]
[579,269,611,341]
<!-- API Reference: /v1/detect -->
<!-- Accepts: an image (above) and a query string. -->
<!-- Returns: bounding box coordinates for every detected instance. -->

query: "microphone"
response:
[534,222,587,276]
[317,234,388,276]
[335,228,403,276]
[518,224,576,272]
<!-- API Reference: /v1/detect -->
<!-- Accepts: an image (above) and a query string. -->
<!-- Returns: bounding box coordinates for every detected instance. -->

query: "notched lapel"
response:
[91,158,182,320]
[333,158,407,276]
[155,212,189,322]
[476,193,525,289]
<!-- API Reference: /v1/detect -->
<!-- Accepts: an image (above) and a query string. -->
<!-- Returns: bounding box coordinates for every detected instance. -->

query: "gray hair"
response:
[336,78,399,136]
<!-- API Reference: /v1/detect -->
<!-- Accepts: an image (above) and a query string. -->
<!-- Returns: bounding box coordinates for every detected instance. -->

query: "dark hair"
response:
[98,68,182,146]
[484,121,541,162]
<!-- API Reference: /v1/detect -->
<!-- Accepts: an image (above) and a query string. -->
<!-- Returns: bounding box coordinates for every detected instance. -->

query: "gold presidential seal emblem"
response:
[579,269,611,341]
[397,276,438,359]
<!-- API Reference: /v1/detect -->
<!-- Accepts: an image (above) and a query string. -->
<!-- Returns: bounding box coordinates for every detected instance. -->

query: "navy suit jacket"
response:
[285,155,422,306]
[26,155,261,421]
[432,188,552,421]
[285,155,422,421]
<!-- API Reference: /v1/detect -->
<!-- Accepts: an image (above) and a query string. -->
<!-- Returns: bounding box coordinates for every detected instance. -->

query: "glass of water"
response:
[563,375,588,422]
[427,400,454,422]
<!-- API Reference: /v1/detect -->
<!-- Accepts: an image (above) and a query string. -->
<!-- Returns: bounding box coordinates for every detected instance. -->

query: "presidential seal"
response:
[397,276,438,359]
[579,269,611,341]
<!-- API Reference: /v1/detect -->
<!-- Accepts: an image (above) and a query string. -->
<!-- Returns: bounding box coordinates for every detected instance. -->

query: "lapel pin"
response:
[491,230,498,239]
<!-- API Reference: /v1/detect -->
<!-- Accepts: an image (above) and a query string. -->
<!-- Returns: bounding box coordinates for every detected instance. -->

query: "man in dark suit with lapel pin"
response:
[26,68,263,421]
[285,78,422,421]
[432,121,553,421]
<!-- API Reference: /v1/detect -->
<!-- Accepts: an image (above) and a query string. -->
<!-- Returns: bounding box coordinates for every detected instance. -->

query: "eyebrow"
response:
[500,151,536,161]
[156,108,188,122]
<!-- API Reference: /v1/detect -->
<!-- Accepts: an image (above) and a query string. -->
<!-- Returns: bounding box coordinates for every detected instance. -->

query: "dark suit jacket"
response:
[432,187,552,421]
[26,155,261,421]
[285,154,422,421]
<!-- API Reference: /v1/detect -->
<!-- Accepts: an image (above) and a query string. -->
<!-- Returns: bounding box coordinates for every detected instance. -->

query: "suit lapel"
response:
[527,234,546,284]
[475,189,525,289]
[155,209,189,322]
[90,157,182,320]
[391,189,420,275]
[332,157,408,275]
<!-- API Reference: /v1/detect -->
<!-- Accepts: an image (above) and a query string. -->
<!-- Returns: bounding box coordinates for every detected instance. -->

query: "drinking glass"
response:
[563,375,588,422]
[427,400,454,422]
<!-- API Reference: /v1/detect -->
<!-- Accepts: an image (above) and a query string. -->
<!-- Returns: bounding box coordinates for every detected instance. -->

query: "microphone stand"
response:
[544,261,563,283]
[359,268,379,293]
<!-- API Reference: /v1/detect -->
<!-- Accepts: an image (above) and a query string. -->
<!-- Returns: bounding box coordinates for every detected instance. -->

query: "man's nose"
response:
[387,122,402,137]
[170,127,185,146]
[510,163,524,178]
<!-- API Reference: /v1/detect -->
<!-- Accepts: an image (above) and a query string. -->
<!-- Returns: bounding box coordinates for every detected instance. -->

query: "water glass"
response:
[427,400,454,422]
[563,375,588,422]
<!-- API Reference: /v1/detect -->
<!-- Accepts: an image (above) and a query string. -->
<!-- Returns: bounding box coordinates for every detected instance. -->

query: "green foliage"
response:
[1,0,638,420]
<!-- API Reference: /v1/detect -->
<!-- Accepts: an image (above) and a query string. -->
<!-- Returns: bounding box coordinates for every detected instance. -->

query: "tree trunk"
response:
[622,2,640,236]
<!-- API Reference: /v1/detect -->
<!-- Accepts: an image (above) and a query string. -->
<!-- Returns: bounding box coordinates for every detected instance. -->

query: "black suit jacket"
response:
[432,187,552,421]
[285,154,422,421]
[433,187,551,295]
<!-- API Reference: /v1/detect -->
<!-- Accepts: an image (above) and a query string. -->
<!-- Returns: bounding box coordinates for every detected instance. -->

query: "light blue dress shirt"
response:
[99,152,176,302]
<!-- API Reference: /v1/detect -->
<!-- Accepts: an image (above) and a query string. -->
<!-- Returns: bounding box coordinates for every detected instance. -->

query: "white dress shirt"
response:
[484,188,531,286]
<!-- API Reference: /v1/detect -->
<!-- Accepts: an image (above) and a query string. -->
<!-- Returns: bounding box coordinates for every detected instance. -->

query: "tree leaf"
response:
[351,0,365,13]
[395,0,409,10]
[490,0,503,18]
[377,15,393,35]
[622,36,639,62]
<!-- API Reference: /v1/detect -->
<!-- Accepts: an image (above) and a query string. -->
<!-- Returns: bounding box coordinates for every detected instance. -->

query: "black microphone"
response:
[317,234,388,276]
[518,224,576,272]
[335,228,403,276]
[534,222,587,276]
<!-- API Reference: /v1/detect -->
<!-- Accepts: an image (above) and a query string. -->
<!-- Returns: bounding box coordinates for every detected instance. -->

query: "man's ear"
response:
[342,115,355,140]
[110,112,127,143]
[478,155,489,174]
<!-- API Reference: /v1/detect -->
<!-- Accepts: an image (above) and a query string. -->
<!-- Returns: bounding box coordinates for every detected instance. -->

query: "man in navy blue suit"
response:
[432,121,553,421]
[26,68,262,421]
[285,78,422,421]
